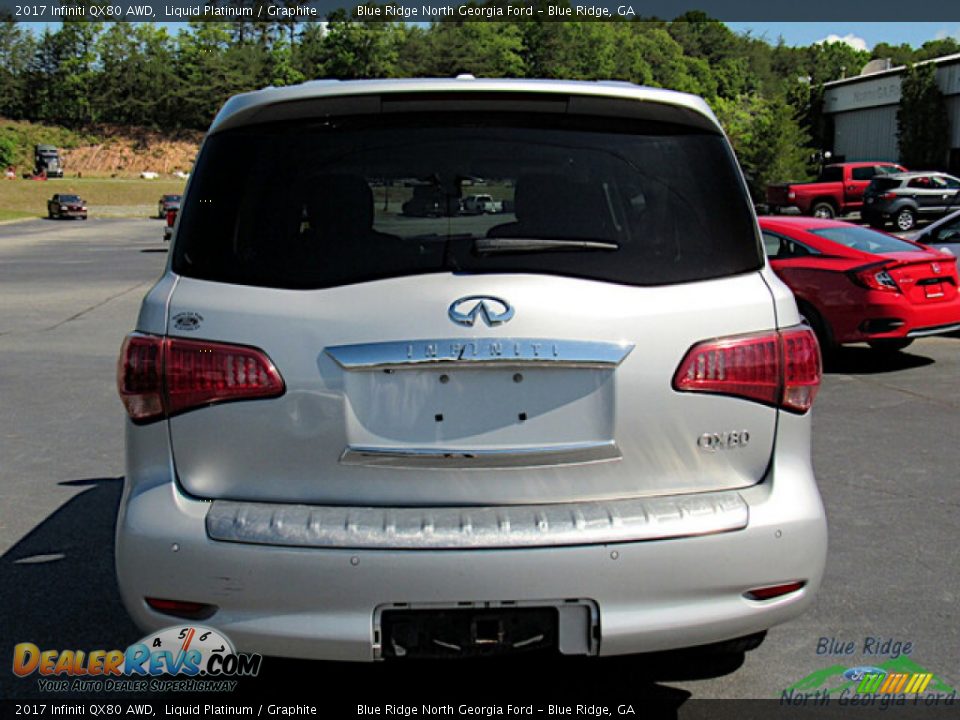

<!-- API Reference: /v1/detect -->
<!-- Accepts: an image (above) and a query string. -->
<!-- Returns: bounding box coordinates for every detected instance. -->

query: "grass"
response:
[0,177,187,219]
[0,209,35,222]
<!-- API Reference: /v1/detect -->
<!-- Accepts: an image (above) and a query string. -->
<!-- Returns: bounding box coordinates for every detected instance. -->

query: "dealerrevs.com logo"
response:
[13,625,262,693]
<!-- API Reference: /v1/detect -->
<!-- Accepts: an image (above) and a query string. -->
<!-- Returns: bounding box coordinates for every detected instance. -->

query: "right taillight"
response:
[117,334,285,423]
[673,326,821,414]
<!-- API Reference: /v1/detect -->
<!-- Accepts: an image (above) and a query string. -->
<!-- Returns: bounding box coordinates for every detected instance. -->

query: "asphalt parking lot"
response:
[0,217,957,707]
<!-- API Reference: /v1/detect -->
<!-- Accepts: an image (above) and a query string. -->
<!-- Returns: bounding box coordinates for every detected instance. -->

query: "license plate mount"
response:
[380,607,559,659]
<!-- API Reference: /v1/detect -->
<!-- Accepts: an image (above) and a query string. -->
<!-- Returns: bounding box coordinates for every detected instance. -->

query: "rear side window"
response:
[173,112,760,289]
[870,177,902,192]
[818,166,843,182]
[851,167,877,181]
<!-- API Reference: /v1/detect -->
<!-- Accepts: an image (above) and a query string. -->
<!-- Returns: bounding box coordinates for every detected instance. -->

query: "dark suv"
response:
[863,172,960,231]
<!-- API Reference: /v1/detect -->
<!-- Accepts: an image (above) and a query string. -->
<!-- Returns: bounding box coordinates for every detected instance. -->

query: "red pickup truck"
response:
[766,162,906,218]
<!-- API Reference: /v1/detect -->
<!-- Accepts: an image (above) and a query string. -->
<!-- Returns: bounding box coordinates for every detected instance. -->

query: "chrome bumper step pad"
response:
[206,491,748,550]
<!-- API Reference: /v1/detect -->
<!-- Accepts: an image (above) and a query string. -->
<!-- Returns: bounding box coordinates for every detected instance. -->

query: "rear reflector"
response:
[743,581,806,601]
[145,597,217,619]
[673,327,821,413]
[118,334,285,423]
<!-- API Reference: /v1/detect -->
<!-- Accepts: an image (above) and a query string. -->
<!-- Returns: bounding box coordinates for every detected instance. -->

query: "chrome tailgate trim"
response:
[205,491,748,550]
[325,338,634,370]
[340,441,621,469]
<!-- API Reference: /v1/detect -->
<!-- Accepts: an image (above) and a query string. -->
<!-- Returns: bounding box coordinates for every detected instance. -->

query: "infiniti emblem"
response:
[448,295,515,327]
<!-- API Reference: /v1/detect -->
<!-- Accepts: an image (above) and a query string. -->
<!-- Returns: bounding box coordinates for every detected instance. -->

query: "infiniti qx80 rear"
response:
[116,78,826,661]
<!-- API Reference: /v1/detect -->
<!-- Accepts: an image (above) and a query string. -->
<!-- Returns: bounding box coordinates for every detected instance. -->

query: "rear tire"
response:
[811,202,836,219]
[867,338,913,353]
[895,208,917,231]
[798,303,835,357]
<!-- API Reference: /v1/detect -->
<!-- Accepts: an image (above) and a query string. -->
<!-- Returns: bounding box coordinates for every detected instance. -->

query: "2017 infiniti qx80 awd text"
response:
[117,78,826,661]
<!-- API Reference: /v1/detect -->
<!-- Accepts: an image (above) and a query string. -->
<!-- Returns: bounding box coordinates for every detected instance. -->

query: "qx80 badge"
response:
[448,296,514,327]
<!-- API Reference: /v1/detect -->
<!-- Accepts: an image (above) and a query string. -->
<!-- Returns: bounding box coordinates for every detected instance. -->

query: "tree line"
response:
[1,8,956,196]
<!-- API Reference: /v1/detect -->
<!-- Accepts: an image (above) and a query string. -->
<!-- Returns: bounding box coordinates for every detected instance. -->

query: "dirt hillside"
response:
[62,125,203,177]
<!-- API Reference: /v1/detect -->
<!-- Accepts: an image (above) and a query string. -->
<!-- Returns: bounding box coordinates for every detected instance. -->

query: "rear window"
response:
[173,112,761,289]
[809,225,923,253]
[59,195,80,203]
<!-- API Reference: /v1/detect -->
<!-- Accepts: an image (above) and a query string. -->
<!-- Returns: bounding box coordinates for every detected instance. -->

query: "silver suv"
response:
[863,171,960,231]
[116,78,826,661]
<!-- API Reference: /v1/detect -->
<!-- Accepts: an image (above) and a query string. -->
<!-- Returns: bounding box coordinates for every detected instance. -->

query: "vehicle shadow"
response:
[0,478,741,714]
[0,478,139,655]
[140,248,168,253]
[823,346,935,374]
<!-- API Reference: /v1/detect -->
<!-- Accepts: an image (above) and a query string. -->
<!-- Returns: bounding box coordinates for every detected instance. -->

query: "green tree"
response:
[0,21,33,119]
[174,22,236,129]
[714,93,813,201]
[914,38,960,62]
[0,132,15,167]
[897,63,949,169]
[872,42,914,67]
[53,21,103,126]
[317,11,402,78]
[417,21,525,78]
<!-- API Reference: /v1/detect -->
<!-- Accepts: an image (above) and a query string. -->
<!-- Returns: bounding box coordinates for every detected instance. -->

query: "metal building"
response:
[822,53,960,173]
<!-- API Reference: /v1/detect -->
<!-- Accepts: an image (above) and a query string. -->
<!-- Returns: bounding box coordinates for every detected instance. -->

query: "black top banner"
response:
[1,0,959,23]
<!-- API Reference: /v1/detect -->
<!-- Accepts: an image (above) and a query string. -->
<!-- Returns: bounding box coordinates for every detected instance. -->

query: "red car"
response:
[759,217,960,353]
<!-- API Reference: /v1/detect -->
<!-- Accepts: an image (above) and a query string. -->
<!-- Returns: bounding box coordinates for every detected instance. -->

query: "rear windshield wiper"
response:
[474,237,620,254]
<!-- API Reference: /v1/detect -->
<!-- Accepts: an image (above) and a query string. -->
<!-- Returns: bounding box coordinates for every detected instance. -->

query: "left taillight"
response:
[673,326,821,414]
[117,334,285,423]
[849,262,900,293]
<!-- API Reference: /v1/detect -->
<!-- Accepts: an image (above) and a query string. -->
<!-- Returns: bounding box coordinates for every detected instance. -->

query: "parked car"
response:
[766,162,905,219]
[461,193,502,214]
[760,216,960,353]
[163,208,177,241]
[862,172,960,231]
[157,194,182,219]
[904,208,960,256]
[116,78,826,662]
[47,193,87,220]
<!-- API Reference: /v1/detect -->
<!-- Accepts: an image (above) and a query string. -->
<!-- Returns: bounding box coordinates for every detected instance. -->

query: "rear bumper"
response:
[827,292,960,344]
[116,414,827,661]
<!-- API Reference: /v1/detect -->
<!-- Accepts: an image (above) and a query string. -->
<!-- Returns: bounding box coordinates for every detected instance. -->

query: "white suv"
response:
[116,78,826,661]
